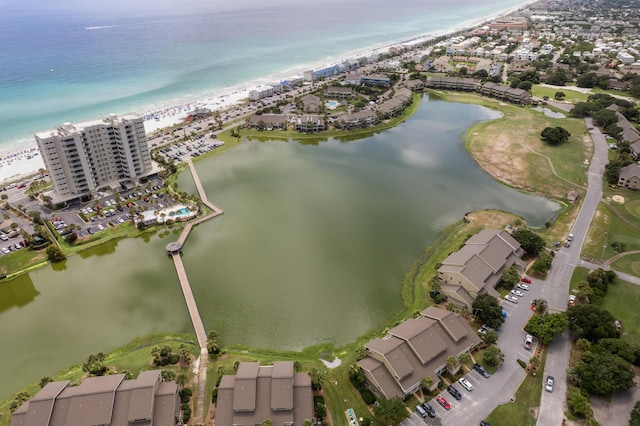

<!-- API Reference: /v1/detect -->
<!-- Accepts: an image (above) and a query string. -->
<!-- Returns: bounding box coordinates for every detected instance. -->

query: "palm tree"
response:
[262,420,273,426]
[217,365,226,377]
[421,376,433,391]
[176,373,188,389]
[459,352,471,365]
[447,356,458,369]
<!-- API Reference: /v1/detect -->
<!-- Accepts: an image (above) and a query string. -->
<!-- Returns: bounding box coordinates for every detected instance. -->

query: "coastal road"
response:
[536,118,609,426]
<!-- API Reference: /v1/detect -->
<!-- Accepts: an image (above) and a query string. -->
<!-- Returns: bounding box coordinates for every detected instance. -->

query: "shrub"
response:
[180,388,193,397]
[361,388,376,405]
[181,395,190,403]
[160,358,170,366]
[517,359,527,369]
[169,354,180,364]
[211,387,218,403]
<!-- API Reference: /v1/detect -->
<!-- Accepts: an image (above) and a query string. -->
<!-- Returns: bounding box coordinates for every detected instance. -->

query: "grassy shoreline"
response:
[1,89,592,424]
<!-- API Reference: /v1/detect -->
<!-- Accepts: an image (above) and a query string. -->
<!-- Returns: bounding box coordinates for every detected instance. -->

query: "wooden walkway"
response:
[171,159,223,423]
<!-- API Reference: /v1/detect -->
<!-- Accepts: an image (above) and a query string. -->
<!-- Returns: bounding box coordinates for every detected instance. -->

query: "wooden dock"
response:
[170,159,223,423]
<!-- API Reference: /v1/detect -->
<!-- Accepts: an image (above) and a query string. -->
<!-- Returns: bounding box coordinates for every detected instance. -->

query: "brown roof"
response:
[233,362,259,412]
[216,362,313,426]
[11,372,178,426]
[359,308,482,399]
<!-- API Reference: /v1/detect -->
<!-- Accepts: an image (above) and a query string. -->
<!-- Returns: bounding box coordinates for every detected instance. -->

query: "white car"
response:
[516,283,529,291]
[545,376,554,392]
[97,224,105,231]
[458,377,473,391]
[505,295,519,304]
[511,289,525,297]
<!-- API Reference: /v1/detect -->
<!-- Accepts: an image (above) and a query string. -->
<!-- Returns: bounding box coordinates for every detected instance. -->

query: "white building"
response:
[35,114,153,202]
[617,51,635,64]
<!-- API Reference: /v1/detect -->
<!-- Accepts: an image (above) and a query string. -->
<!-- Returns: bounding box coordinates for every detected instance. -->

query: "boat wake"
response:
[84,25,115,30]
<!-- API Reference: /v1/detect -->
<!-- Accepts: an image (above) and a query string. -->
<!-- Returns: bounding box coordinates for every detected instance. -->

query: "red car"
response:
[436,395,451,410]
[520,277,532,283]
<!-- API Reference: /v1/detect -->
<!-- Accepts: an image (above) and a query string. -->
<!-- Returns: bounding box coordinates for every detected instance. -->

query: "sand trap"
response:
[320,357,342,369]
[612,195,625,204]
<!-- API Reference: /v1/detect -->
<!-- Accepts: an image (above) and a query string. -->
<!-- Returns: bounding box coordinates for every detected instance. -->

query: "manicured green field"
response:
[531,85,589,103]
[583,202,640,268]
[611,253,640,277]
[602,279,640,344]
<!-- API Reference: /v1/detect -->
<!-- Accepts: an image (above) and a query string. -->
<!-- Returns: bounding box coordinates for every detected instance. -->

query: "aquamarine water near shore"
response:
[0,0,530,154]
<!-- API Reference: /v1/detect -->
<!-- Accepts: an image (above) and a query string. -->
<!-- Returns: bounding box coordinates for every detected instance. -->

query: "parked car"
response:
[477,324,496,335]
[458,377,473,391]
[473,363,490,378]
[516,283,529,291]
[447,385,462,400]
[505,295,519,304]
[511,289,525,297]
[545,376,554,392]
[524,335,533,350]
[436,395,451,410]
[480,421,492,426]
[520,277,531,283]
[421,402,436,418]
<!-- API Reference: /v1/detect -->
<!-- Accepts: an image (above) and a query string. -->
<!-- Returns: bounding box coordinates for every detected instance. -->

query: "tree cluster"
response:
[524,312,568,345]
[373,396,410,425]
[82,352,107,376]
[207,330,221,356]
[530,251,554,275]
[472,293,505,330]
[568,304,619,342]
[498,266,520,290]
[511,228,546,256]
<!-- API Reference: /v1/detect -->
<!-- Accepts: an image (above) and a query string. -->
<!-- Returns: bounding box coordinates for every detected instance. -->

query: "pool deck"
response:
[171,159,224,423]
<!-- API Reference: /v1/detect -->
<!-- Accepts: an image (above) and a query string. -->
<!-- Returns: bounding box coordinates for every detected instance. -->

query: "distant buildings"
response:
[35,114,154,203]
[247,114,289,130]
[437,229,525,309]
[358,307,482,399]
[249,85,282,101]
[216,361,314,426]
[11,370,180,426]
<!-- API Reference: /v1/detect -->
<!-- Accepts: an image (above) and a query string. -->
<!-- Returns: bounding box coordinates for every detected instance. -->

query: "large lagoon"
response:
[0,95,559,398]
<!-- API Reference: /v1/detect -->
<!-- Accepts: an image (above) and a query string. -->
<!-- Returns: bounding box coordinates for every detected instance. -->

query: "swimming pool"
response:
[326,100,339,110]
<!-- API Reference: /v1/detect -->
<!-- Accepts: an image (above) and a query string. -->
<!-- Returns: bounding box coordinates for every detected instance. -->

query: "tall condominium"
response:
[35,114,153,202]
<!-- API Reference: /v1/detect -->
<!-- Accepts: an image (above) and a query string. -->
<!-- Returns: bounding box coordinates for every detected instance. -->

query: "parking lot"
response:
[156,136,224,163]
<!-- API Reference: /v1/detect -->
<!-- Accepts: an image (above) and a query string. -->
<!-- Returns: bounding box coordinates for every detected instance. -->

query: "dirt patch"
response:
[612,195,625,204]
[464,210,524,229]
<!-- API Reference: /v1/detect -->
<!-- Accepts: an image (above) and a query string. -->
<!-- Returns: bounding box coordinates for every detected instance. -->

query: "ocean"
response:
[0,0,530,153]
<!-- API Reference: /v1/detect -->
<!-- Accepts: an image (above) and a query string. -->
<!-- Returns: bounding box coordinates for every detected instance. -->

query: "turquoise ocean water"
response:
[0,0,529,151]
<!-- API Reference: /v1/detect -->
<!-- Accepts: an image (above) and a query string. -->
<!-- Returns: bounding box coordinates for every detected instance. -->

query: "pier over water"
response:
[170,159,223,423]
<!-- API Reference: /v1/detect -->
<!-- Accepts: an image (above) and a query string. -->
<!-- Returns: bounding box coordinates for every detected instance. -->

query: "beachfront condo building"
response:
[35,114,153,202]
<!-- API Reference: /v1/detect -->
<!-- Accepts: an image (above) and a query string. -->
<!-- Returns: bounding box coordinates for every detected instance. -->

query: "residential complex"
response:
[437,229,525,309]
[216,361,314,426]
[35,114,154,203]
[11,370,180,426]
[358,307,482,399]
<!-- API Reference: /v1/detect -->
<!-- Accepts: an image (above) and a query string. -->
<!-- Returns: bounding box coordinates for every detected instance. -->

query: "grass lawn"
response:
[601,278,640,344]
[569,267,590,293]
[435,91,590,201]
[0,247,48,278]
[485,354,545,426]
[611,253,640,276]
[582,202,640,268]
[531,85,589,103]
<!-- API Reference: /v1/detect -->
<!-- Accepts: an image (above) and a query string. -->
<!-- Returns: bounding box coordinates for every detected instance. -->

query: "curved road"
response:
[535,117,609,425]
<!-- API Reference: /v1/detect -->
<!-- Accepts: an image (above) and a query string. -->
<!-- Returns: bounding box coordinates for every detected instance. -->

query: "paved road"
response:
[536,118,609,426]
[400,278,546,426]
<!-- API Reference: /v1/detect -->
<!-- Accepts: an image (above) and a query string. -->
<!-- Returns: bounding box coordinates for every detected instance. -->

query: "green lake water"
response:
[0,95,559,399]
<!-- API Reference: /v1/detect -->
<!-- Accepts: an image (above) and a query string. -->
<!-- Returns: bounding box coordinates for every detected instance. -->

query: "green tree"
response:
[459,352,471,364]
[46,245,66,262]
[39,376,53,388]
[630,401,640,426]
[373,396,410,425]
[546,71,568,86]
[161,369,176,382]
[554,91,566,100]
[472,294,504,330]
[483,330,499,344]
[568,304,619,342]
[315,401,326,419]
[524,312,568,344]
[82,352,106,376]
[567,386,592,417]
[176,373,189,388]
[499,265,520,289]
[541,126,571,145]
[421,376,433,390]
[483,345,504,367]
[531,251,553,275]
[535,298,548,315]
[575,350,634,394]
[308,368,325,391]
[511,228,546,256]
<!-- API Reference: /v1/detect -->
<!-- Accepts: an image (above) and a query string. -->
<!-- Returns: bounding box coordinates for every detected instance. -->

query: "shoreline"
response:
[0,0,537,184]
